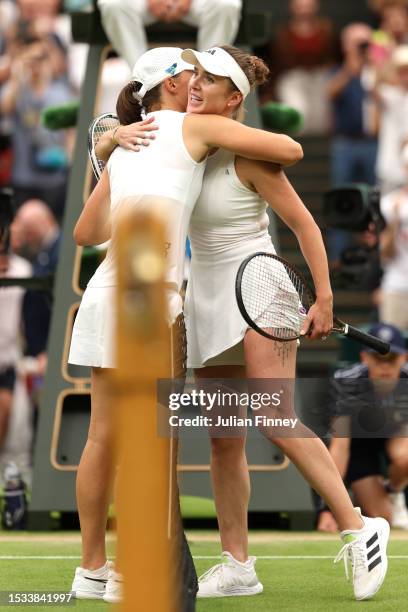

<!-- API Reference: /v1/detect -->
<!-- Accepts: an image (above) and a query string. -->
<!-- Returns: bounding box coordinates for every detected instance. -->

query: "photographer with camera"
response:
[326,23,378,263]
[0,35,73,220]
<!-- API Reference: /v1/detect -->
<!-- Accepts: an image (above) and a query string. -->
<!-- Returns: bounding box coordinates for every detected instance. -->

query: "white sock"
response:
[83,561,109,576]
[223,552,253,568]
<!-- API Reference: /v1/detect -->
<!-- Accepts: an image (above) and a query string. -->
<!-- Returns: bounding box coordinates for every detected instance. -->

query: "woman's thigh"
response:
[244,330,297,378]
[88,367,115,444]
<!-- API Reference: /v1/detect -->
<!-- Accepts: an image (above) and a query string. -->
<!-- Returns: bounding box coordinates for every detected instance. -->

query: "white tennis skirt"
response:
[68,286,116,369]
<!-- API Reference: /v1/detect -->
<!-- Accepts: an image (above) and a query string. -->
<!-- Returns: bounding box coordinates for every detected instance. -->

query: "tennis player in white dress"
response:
[181,47,390,602]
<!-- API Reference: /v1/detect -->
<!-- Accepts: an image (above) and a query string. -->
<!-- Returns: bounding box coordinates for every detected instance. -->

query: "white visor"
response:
[132,47,194,100]
[181,47,251,98]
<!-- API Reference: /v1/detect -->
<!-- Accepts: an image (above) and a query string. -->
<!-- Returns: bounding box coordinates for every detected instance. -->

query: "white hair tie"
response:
[132,90,144,103]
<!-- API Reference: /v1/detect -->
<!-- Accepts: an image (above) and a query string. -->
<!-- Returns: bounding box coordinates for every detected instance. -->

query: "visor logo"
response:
[165,63,177,75]
[206,49,217,55]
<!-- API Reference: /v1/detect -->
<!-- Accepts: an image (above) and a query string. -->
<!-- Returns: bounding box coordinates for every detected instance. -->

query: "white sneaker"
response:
[334,508,390,600]
[390,492,408,529]
[197,551,263,598]
[103,569,123,603]
[71,560,111,599]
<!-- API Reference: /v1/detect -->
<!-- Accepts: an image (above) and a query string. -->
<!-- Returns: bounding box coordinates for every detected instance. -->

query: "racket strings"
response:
[91,116,119,177]
[241,255,311,340]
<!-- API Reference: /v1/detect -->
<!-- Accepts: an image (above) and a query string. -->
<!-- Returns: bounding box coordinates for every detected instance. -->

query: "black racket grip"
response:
[344,325,390,355]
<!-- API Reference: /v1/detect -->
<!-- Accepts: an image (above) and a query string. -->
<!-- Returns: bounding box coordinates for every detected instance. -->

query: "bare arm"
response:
[95,116,159,161]
[74,169,111,246]
[326,67,352,101]
[328,434,351,479]
[0,53,28,115]
[0,73,21,115]
[380,221,399,260]
[239,160,333,338]
[326,53,364,101]
[185,114,303,167]
[380,199,401,260]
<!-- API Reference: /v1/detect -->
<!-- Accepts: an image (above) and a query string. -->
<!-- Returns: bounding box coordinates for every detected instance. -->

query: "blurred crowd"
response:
[257,0,408,334]
[0,0,78,491]
[0,0,407,528]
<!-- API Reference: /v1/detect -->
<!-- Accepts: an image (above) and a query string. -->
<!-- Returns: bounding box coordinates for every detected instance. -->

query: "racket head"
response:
[88,113,119,180]
[235,252,316,341]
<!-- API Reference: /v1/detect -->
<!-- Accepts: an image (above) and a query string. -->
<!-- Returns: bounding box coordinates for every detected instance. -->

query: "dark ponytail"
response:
[116,81,162,125]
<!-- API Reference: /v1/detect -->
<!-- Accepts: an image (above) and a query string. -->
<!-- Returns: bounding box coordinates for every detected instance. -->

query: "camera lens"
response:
[336,199,354,214]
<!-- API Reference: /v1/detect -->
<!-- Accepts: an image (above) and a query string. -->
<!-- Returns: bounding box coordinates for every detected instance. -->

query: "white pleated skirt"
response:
[185,230,276,369]
[68,286,116,369]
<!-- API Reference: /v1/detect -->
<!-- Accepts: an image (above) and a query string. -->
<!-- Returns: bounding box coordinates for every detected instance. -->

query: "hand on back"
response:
[115,116,158,152]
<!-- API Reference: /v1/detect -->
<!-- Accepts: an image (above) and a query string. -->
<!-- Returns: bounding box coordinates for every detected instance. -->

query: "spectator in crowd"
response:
[0,35,73,220]
[366,2,408,86]
[0,2,19,188]
[326,23,378,262]
[317,323,408,532]
[380,0,408,43]
[0,241,32,450]
[374,45,408,193]
[15,0,68,81]
[97,0,243,69]
[371,0,408,43]
[264,0,339,134]
[0,1,17,53]
[378,143,408,330]
[11,200,61,372]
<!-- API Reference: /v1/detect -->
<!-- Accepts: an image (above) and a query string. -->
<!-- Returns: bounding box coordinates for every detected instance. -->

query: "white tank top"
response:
[185,149,275,368]
[87,110,206,321]
[189,149,270,257]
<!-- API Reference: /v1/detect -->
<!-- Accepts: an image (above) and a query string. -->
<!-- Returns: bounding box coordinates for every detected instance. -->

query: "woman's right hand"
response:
[114,116,159,151]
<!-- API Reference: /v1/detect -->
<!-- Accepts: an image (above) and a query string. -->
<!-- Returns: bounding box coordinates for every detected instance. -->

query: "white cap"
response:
[131,47,194,100]
[393,45,408,67]
[181,47,251,98]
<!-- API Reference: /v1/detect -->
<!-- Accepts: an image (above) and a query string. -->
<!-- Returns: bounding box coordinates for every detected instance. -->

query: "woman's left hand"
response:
[300,297,333,341]
[114,116,158,151]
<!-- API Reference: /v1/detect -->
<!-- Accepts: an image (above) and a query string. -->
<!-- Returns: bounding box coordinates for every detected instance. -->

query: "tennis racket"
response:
[88,113,119,180]
[235,252,390,354]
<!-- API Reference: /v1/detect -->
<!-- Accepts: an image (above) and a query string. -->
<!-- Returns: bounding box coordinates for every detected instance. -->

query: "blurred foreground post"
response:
[114,207,177,612]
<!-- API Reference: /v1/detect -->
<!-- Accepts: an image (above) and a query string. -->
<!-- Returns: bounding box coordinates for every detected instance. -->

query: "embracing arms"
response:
[184,114,303,166]
[95,116,159,162]
[95,113,303,167]
[73,169,111,246]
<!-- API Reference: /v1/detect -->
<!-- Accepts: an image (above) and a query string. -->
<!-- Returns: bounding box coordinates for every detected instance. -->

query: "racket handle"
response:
[343,324,390,355]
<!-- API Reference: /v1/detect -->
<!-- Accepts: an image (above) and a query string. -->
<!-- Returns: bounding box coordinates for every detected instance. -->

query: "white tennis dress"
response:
[185,149,276,368]
[69,110,206,368]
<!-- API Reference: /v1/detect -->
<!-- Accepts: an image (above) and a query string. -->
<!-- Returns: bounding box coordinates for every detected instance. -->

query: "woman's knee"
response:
[87,422,116,449]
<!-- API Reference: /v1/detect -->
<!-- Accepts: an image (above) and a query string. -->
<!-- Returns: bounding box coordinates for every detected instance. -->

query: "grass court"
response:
[0,531,407,611]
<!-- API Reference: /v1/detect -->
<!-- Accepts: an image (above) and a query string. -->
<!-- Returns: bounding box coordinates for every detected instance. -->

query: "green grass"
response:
[180,496,217,519]
[0,532,406,611]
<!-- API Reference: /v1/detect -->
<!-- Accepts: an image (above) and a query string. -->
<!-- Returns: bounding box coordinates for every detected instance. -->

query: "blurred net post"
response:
[113,205,177,612]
